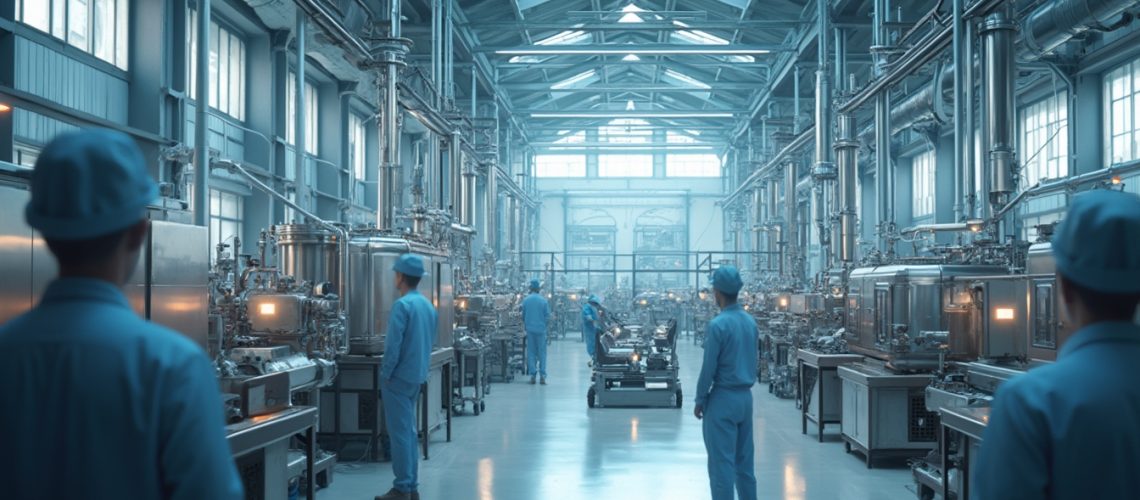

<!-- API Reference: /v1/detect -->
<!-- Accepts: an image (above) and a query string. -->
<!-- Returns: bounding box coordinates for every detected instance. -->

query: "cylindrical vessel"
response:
[276,224,342,288]
[982,8,1017,206]
[835,113,859,263]
[485,163,498,255]
[785,161,799,279]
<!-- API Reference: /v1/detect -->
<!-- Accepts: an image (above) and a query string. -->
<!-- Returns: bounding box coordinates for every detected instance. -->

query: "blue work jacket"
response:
[974,321,1140,500]
[695,303,758,407]
[582,303,600,334]
[382,290,438,397]
[521,293,551,335]
[0,278,243,500]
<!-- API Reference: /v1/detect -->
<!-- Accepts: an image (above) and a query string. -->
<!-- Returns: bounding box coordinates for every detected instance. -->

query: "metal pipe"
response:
[485,161,498,256]
[982,6,1017,213]
[294,11,307,224]
[875,91,891,251]
[720,126,814,206]
[994,159,1140,219]
[836,112,858,262]
[793,67,802,134]
[1024,0,1140,56]
[785,161,799,280]
[193,0,211,228]
[450,133,462,220]
[964,18,977,219]
[753,187,765,271]
[462,156,476,228]
[768,178,780,260]
[953,0,966,221]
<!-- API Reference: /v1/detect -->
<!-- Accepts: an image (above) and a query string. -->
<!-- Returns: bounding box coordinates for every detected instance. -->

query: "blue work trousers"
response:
[703,388,757,500]
[527,332,548,378]
[382,378,420,493]
[584,329,596,357]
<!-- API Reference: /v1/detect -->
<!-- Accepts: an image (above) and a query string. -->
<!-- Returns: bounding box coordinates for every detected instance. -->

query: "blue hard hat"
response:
[529,279,541,291]
[587,294,601,304]
[26,129,158,240]
[392,254,426,278]
[710,265,744,295]
[1053,189,1140,294]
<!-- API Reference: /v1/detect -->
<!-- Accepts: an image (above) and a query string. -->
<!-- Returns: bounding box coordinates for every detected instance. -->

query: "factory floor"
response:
[319,337,917,500]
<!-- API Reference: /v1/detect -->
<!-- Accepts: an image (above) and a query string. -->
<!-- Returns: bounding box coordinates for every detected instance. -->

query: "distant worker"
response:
[377,254,437,500]
[521,279,551,385]
[694,265,758,500]
[0,129,242,500]
[582,294,603,362]
[974,189,1140,500]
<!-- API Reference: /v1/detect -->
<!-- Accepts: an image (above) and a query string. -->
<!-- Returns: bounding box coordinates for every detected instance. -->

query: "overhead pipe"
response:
[953,0,966,222]
[993,159,1140,220]
[1024,0,1140,56]
[193,0,211,228]
[982,6,1017,217]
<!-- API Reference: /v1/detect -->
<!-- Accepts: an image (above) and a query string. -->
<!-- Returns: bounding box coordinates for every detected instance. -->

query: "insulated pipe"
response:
[294,10,307,224]
[836,112,859,262]
[484,161,498,256]
[982,7,1017,211]
[377,0,406,230]
[964,18,977,219]
[1024,0,1140,56]
[193,0,211,228]
[450,133,462,219]
[953,0,966,221]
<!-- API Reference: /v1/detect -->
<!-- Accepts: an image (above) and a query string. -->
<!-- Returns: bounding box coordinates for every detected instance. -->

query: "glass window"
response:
[1020,92,1069,188]
[348,113,368,181]
[209,189,244,262]
[189,10,246,121]
[1105,60,1140,164]
[598,155,653,177]
[666,154,721,177]
[535,155,586,177]
[286,72,319,155]
[911,149,936,218]
[17,0,128,69]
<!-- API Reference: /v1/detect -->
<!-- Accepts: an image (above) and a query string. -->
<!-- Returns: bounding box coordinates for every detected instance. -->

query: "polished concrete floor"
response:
[320,337,917,500]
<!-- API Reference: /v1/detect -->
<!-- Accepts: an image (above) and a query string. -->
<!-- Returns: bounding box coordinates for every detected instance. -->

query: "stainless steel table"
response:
[797,350,863,442]
[228,406,318,500]
[940,406,990,500]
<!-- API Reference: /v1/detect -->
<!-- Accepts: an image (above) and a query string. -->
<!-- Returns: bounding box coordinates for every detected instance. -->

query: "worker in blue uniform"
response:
[521,278,552,384]
[694,265,758,500]
[974,189,1140,500]
[0,129,243,500]
[377,254,437,500]
[582,294,603,360]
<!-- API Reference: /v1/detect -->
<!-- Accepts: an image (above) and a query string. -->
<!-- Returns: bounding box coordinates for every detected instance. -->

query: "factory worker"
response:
[377,254,437,500]
[974,189,1140,500]
[0,129,242,500]
[694,265,758,500]
[582,294,603,360]
[521,278,551,384]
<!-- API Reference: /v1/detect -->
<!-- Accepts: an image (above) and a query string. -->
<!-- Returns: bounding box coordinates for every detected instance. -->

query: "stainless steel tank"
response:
[346,234,454,354]
[276,224,342,288]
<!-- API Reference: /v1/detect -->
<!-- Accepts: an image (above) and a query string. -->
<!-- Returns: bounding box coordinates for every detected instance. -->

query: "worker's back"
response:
[974,321,1140,499]
[0,278,243,500]
[704,304,758,389]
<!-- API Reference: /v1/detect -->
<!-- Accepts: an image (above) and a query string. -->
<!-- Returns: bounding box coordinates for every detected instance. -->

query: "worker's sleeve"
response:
[159,352,244,500]
[382,300,409,381]
[972,377,1050,500]
[695,322,720,408]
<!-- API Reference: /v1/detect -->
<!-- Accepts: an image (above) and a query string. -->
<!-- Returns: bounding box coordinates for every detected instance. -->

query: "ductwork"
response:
[858,64,953,146]
[1024,0,1140,56]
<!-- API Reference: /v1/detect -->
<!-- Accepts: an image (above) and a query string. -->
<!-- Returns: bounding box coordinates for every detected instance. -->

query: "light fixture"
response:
[495,48,772,55]
[1112,175,1123,185]
[994,307,1015,321]
[778,297,789,308]
[966,219,985,233]
[530,112,734,119]
[0,103,10,113]
[622,54,641,62]
[258,303,276,316]
[625,100,636,111]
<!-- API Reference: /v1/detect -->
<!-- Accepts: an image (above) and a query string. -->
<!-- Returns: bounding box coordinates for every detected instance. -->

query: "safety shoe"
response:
[375,488,413,500]
[541,378,547,385]
[529,376,536,384]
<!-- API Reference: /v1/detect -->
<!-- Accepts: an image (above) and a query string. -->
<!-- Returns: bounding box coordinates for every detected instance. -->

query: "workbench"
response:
[939,406,989,500]
[797,350,863,441]
[228,406,322,500]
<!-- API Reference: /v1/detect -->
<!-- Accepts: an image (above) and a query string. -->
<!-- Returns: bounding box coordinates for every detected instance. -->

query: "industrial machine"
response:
[587,318,683,409]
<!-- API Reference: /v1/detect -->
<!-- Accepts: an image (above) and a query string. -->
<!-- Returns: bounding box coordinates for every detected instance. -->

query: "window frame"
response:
[209,189,244,262]
[1104,59,1140,165]
[911,149,936,219]
[16,0,129,69]
[666,153,722,177]
[534,154,587,178]
[189,9,248,122]
[286,72,320,155]
[1019,92,1069,189]
[598,154,653,178]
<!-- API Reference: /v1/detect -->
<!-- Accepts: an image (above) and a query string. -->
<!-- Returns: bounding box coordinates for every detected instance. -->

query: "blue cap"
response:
[26,129,158,240]
[1053,189,1140,294]
[529,279,541,291]
[392,254,426,278]
[588,294,601,304]
[710,265,744,295]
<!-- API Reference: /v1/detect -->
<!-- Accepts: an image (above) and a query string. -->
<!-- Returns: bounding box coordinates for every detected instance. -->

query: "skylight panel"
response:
[622,54,641,62]
[537,29,589,45]
[670,20,755,63]
[663,69,711,89]
[619,4,646,23]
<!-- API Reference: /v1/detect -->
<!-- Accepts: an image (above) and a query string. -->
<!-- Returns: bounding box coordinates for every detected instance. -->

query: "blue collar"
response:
[40,277,131,309]
[1060,321,1140,358]
[722,303,743,312]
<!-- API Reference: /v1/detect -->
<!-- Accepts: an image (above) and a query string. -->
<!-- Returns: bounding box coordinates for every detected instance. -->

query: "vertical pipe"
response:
[753,188,764,272]
[793,68,802,134]
[463,158,476,227]
[982,6,1017,217]
[450,133,462,219]
[814,0,834,272]
[964,19,976,219]
[768,177,779,263]
[952,0,965,221]
[377,0,402,230]
[785,161,799,281]
[193,0,211,228]
[470,71,477,118]
[836,112,858,263]
[485,164,497,257]
[294,10,306,224]
[873,0,891,252]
